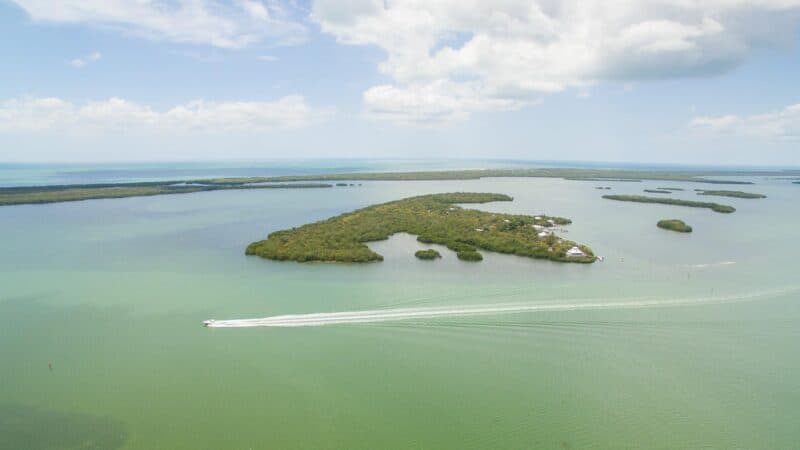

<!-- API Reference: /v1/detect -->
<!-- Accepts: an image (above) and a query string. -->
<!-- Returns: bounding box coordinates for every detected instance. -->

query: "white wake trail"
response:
[205,287,798,328]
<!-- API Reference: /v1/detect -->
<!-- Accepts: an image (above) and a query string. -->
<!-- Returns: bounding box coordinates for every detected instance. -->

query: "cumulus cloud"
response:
[0,96,332,134]
[691,103,800,139]
[11,0,305,48]
[313,0,800,124]
[70,51,102,68]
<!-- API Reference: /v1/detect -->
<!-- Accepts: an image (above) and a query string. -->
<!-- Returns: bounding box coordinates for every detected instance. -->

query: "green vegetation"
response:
[644,189,671,194]
[602,195,736,213]
[246,192,595,264]
[657,219,693,233]
[5,166,797,207]
[415,249,441,260]
[657,187,684,191]
[202,167,784,185]
[0,182,332,206]
[457,250,483,261]
[695,189,767,199]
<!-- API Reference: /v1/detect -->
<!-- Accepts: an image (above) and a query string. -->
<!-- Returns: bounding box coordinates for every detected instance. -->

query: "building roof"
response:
[566,246,585,256]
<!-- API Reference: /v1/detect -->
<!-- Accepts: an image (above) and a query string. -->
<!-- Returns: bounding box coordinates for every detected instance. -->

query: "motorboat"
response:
[203,319,215,327]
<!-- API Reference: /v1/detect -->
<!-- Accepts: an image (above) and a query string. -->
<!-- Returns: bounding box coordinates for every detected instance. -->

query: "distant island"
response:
[657,219,693,233]
[657,187,685,191]
[602,195,736,213]
[695,189,767,199]
[246,193,596,264]
[206,167,775,185]
[3,166,798,207]
[415,249,441,260]
[0,181,331,206]
[644,189,672,194]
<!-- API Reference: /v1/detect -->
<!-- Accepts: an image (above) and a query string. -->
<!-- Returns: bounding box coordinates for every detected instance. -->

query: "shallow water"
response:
[1,176,798,449]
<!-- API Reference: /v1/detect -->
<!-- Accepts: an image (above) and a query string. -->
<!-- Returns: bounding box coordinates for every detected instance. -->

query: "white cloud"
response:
[70,51,102,68]
[12,0,305,48]
[364,80,524,125]
[691,103,800,139]
[313,0,800,124]
[0,96,332,134]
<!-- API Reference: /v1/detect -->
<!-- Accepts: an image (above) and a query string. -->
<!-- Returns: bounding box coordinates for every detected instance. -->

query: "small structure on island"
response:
[475,228,484,232]
[533,224,545,230]
[538,230,552,238]
[566,246,586,257]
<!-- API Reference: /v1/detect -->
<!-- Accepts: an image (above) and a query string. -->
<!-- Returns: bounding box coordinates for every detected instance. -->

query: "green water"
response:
[1,177,799,449]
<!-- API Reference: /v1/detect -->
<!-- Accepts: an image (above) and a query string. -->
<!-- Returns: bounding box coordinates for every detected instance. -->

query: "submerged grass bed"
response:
[657,219,693,233]
[602,195,736,213]
[246,193,595,264]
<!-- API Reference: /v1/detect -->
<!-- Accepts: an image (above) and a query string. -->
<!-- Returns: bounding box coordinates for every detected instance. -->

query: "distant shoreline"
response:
[0,166,794,207]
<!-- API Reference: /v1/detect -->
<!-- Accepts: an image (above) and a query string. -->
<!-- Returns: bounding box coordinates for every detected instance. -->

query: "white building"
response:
[566,246,586,257]
[538,231,552,238]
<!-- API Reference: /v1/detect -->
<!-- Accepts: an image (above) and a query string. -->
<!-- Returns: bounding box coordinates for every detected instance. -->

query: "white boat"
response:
[203,319,215,327]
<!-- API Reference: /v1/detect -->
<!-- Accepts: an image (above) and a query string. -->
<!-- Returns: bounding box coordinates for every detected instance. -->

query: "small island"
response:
[415,249,441,260]
[695,189,767,199]
[246,192,596,264]
[644,189,672,194]
[657,187,685,191]
[602,195,736,213]
[657,219,693,233]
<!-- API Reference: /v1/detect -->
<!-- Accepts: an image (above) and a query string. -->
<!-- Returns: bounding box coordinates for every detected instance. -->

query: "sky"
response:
[1,0,799,166]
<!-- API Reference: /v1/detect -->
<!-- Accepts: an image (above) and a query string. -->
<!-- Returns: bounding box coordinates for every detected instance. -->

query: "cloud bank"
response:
[313,0,800,124]
[0,96,332,134]
[12,0,306,48]
[691,103,800,139]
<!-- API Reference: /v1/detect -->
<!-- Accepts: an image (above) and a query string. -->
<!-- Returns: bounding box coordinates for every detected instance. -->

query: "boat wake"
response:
[690,261,737,268]
[204,287,798,328]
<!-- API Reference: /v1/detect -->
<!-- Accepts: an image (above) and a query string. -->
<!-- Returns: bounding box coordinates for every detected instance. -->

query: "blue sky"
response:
[1,0,799,165]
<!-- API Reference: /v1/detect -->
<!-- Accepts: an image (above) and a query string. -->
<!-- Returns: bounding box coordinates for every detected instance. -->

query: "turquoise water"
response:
[1,176,799,449]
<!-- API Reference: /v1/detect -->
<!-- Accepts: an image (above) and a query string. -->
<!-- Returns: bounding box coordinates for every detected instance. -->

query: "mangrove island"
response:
[695,189,767,199]
[602,195,736,213]
[0,181,332,206]
[415,249,441,260]
[657,219,693,233]
[246,192,596,264]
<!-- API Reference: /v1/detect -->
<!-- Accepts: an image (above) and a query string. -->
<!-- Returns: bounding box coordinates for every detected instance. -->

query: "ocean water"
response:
[1,175,799,449]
